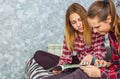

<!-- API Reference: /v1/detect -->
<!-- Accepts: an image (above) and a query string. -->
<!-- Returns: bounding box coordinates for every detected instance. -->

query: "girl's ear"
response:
[106,15,112,23]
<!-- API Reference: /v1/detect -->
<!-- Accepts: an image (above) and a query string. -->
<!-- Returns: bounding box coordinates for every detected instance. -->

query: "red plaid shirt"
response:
[100,31,120,79]
[58,32,106,65]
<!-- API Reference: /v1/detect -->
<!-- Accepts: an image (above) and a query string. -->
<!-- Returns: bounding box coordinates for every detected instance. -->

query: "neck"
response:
[78,33,83,38]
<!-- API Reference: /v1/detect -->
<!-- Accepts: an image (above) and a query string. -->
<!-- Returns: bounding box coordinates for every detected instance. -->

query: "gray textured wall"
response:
[0,0,119,79]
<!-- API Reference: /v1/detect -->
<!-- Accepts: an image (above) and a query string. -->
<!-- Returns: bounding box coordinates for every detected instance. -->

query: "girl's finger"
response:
[100,60,104,66]
[80,60,84,65]
[94,60,100,66]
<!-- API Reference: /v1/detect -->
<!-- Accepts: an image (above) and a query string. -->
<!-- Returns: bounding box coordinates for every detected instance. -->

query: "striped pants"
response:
[25,50,100,79]
[25,58,54,79]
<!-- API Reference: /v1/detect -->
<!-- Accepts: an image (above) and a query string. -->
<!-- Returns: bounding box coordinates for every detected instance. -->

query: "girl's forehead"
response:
[88,17,99,23]
[70,13,81,19]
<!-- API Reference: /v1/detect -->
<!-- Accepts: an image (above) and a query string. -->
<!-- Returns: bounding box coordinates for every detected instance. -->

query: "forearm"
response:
[100,64,120,79]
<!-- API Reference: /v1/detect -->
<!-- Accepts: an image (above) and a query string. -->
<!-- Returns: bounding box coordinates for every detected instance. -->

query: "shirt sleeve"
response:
[58,38,73,65]
[100,65,120,79]
[100,32,120,79]
[92,32,107,59]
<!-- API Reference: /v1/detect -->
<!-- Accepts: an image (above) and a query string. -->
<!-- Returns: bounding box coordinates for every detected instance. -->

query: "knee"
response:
[33,50,45,59]
[34,50,47,56]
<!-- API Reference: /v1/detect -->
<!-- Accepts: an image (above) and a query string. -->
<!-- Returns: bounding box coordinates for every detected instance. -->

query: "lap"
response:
[44,70,74,79]
[25,58,100,79]
[61,69,100,79]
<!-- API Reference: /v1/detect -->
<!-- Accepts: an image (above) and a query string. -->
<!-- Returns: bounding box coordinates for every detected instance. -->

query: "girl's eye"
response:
[71,21,76,24]
[78,18,82,21]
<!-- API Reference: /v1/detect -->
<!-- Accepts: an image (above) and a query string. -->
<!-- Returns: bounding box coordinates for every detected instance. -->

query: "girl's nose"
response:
[77,22,81,27]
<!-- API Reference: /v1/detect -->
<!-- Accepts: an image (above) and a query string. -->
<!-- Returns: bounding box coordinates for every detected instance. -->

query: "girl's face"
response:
[87,16,111,35]
[69,13,84,33]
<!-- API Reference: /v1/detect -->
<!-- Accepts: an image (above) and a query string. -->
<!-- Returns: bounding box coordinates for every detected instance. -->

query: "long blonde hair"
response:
[65,3,92,51]
[87,0,120,42]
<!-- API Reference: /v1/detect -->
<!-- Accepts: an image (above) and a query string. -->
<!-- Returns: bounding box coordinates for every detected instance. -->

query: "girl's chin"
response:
[79,31,83,33]
[99,32,106,35]
[78,30,84,33]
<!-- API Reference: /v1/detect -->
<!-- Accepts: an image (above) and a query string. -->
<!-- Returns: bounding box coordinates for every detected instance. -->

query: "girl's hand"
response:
[50,66,62,74]
[80,65,101,77]
[80,54,93,66]
[94,59,111,68]
[52,70,62,74]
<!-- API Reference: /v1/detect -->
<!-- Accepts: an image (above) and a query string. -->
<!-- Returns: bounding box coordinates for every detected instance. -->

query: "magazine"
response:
[48,64,85,71]
[48,64,102,71]
[61,64,82,70]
